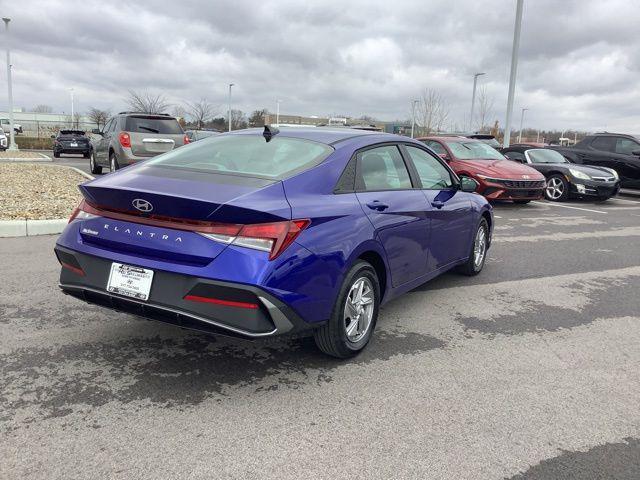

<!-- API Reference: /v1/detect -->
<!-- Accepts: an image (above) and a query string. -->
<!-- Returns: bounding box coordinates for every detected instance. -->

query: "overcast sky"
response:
[1,0,638,132]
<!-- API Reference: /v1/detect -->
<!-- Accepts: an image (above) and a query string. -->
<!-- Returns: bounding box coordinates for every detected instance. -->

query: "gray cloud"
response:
[1,0,639,131]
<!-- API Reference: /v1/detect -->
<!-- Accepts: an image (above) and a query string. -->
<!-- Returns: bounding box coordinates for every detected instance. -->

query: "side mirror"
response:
[438,153,450,161]
[632,149,640,157]
[91,128,103,135]
[459,176,478,193]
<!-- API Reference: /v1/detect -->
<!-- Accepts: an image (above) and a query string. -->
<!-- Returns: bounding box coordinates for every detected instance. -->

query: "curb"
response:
[0,153,52,162]
[0,219,68,238]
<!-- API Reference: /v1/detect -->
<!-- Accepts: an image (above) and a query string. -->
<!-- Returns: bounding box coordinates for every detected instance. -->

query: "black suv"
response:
[52,130,92,158]
[552,133,640,189]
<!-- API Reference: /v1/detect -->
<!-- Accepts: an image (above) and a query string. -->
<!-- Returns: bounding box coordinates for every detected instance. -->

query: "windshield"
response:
[146,134,333,179]
[445,141,505,160]
[526,149,568,164]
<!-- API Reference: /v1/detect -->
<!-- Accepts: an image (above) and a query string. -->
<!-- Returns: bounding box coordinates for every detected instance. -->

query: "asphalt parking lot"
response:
[2,196,640,479]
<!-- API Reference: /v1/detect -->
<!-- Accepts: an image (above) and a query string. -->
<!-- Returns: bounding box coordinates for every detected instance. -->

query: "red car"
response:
[418,136,545,204]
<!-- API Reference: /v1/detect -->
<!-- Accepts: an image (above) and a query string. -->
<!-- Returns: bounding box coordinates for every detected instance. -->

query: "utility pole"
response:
[518,107,528,143]
[227,83,234,132]
[503,0,524,148]
[3,17,18,151]
[469,72,485,132]
[410,99,419,138]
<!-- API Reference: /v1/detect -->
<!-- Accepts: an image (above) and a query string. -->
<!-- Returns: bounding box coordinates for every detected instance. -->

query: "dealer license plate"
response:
[106,263,154,301]
[70,142,78,147]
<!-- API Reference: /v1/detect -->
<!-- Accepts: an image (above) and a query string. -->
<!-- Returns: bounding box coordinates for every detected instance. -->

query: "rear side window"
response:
[591,136,614,152]
[358,145,412,191]
[146,135,333,180]
[125,116,183,134]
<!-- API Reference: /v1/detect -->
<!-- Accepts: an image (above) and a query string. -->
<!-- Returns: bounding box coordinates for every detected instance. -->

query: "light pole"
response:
[517,107,528,143]
[469,72,485,132]
[276,99,281,126]
[70,88,75,128]
[3,17,18,151]
[227,83,234,132]
[410,99,419,138]
[503,0,524,148]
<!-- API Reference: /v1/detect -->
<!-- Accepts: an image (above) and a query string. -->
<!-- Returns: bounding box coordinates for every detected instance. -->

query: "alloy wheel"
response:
[343,277,375,343]
[546,177,564,200]
[473,225,487,269]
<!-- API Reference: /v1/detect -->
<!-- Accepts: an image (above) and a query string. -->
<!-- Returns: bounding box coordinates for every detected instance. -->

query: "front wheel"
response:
[545,175,569,201]
[89,151,102,174]
[314,261,380,358]
[457,218,489,276]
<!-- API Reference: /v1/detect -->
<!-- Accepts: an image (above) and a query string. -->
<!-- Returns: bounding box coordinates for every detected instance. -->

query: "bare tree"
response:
[87,107,110,130]
[186,98,217,129]
[73,112,82,129]
[125,90,171,114]
[32,104,53,113]
[416,88,450,136]
[230,109,248,130]
[475,86,494,133]
[248,109,268,127]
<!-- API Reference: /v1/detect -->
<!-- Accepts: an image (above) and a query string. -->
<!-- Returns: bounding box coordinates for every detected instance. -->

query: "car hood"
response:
[560,163,618,177]
[455,158,544,179]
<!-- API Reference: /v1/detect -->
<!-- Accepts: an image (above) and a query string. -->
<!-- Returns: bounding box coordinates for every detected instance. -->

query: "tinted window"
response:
[425,140,446,155]
[504,151,526,162]
[526,149,568,164]
[147,135,333,180]
[591,136,614,152]
[359,145,412,191]
[404,146,453,189]
[615,137,640,155]
[445,141,505,160]
[125,116,183,134]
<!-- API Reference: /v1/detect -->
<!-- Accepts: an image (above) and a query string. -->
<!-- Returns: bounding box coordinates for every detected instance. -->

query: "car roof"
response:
[417,136,476,142]
[228,126,404,146]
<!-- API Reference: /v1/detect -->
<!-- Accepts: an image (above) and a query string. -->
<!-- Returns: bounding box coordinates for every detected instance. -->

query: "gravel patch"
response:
[0,164,86,220]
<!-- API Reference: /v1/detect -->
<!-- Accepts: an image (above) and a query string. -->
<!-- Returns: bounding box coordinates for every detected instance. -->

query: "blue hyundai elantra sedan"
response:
[55,126,493,358]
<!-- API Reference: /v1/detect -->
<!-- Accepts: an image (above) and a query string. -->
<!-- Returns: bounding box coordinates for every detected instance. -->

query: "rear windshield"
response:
[59,130,85,137]
[446,141,505,160]
[125,116,183,134]
[146,134,333,179]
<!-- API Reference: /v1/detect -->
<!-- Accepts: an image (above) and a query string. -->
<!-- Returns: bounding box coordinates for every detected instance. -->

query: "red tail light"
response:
[183,134,190,145]
[119,132,131,148]
[70,199,310,260]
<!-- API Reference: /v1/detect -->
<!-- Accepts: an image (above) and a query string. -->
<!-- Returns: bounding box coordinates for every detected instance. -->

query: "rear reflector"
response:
[184,294,258,309]
[61,262,85,276]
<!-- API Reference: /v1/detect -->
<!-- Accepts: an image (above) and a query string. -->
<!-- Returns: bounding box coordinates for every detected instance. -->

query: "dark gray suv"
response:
[90,112,187,174]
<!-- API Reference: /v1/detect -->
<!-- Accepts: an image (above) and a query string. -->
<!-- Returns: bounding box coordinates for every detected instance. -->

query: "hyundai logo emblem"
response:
[132,198,153,212]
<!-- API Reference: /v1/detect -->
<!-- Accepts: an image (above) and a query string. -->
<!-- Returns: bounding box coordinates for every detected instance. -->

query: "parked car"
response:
[89,112,187,174]
[0,118,22,134]
[55,127,492,358]
[550,133,640,189]
[185,129,220,142]
[502,146,620,202]
[52,130,92,158]
[0,127,7,150]
[466,133,501,149]
[418,136,545,204]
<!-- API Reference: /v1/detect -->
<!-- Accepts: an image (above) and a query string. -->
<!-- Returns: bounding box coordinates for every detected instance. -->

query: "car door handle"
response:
[431,200,445,209]
[366,201,389,211]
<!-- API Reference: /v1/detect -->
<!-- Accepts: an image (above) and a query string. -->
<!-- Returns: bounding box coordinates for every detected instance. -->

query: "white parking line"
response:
[494,215,503,219]
[531,201,607,214]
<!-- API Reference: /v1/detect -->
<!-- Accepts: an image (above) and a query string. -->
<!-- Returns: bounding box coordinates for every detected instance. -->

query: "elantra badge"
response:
[132,198,153,212]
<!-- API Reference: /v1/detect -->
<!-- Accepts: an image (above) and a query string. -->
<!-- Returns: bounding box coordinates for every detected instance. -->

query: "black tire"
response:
[456,218,489,276]
[544,174,569,202]
[513,200,531,204]
[89,151,102,174]
[109,152,119,172]
[313,261,380,358]
[83,151,91,159]
[53,151,60,158]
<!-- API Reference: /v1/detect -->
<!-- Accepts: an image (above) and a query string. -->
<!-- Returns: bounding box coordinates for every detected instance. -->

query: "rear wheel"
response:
[53,151,60,158]
[457,218,489,276]
[314,261,380,358]
[545,175,569,201]
[109,152,119,172]
[89,150,102,174]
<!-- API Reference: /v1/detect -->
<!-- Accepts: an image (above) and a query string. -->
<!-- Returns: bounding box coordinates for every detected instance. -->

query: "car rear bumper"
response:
[55,146,91,153]
[55,245,316,339]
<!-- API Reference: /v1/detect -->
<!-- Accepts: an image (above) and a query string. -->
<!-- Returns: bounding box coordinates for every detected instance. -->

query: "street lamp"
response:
[503,0,524,148]
[3,17,18,151]
[410,99,419,138]
[227,83,234,132]
[518,107,528,143]
[469,72,485,132]
[276,99,281,127]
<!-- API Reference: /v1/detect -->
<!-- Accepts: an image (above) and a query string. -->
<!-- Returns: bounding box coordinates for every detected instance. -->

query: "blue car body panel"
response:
[56,128,493,336]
